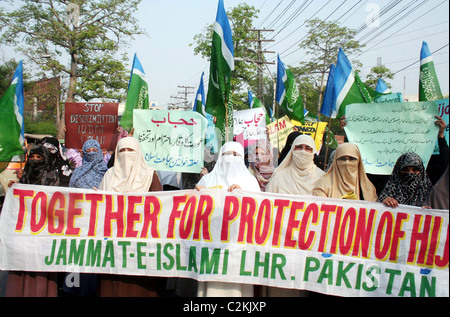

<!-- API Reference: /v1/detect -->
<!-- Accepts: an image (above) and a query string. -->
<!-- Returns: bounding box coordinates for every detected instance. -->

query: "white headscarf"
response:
[99,137,154,193]
[197,142,260,192]
[266,135,325,195]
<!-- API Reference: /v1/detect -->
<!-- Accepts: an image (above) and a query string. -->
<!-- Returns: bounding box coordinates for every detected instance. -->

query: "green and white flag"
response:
[121,53,149,132]
[248,90,271,125]
[419,41,443,102]
[205,0,234,140]
[0,61,24,171]
[331,49,382,118]
[248,90,263,109]
[193,72,206,117]
[276,55,305,124]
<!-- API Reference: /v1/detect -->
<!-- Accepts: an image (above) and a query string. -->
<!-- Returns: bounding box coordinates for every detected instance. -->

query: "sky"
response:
[1,0,449,109]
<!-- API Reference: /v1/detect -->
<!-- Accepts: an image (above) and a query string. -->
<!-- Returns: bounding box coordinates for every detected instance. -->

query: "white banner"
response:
[0,184,448,297]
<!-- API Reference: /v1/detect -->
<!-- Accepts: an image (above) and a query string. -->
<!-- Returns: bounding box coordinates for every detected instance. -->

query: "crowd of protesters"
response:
[0,113,448,298]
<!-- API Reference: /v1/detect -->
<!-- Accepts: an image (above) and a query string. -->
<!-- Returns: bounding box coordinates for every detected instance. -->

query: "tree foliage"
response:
[365,65,395,90]
[0,0,146,103]
[292,18,364,114]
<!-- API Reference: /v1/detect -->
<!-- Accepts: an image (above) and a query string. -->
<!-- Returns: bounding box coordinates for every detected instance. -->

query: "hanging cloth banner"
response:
[0,184,448,297]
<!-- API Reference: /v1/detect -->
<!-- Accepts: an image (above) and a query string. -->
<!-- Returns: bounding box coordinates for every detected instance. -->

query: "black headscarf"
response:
[378,153,433,207]
[278,131,302,165]
[20,145,60,186]
[38,137,73,187]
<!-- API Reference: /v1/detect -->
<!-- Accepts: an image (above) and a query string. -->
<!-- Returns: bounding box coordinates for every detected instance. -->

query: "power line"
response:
[353,0,448,58]
[264,0,314,47]
[256,0,283,29]
[393,43,449,75]
[275,0,334,57]
[265,0,297,31]
[354,0,402,35]
[280,0,353,59]
[358,0,431,46]
[271,0,311,37]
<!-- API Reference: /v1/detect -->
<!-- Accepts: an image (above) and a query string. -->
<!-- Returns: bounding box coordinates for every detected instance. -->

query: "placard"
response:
[345,102,439,175]
[65,103,119,150]
[133,110,207,173]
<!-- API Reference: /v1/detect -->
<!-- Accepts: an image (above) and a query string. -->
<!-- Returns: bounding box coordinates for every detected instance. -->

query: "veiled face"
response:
[119,147,135,153]
[29,154,44,161]
[400,166,421,174]
[294,144,314,153]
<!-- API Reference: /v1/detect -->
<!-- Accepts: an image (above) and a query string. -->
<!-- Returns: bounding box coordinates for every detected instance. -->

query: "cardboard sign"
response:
[267,116,295,153]
[345,101,439,175]
[291,120,328,154]
[233,108,267,140]
[65,103,119,150]
[133,110,207,173]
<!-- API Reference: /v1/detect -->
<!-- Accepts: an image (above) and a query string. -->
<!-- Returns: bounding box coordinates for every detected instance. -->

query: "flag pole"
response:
[225,100,229,143]
[324,114,333,170]
[224,77,230,143]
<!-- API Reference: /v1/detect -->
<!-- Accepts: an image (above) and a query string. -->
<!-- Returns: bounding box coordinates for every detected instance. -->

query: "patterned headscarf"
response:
[39,136,73,186]
[378,152,433,207]
[70,140,108,189]
[247,139,275,191]
[20,145,60,186]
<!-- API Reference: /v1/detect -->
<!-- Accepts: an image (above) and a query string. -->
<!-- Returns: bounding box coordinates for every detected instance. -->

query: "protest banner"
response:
[133,110,207,173]
[233,108,267,140]
[291,120,328,154]
[433,98,449,155]
[267,116,294,153]
[1,184,448,297]
[344,101,439,175]
[65,103,119,150]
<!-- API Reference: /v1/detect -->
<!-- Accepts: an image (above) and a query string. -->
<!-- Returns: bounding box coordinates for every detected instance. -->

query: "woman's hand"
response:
[195,185,206,191]
[200,167,209,177]
[227,184,241,192]
[382,197,399,208]
[8,180,18,188]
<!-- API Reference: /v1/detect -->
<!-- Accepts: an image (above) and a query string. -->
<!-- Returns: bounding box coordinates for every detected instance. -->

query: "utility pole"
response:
[245,29,275,99]
[168,96,186,111]
[178,85,195,110]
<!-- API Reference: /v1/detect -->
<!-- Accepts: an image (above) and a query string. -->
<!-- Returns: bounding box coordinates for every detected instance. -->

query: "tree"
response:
[365,65,395,90]
[292,18,364,114]
[191,3,262,110]
[0,60,20,97]
[0,0,146,138]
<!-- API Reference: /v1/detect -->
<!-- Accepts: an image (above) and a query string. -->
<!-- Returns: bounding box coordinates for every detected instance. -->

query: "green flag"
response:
[205,0,234,140]
[331,49,382,118]
[419,41,443,101]
[248,90,271,125]
[276,55,305,123]
[0,62,24,171]
[121,53,149,132]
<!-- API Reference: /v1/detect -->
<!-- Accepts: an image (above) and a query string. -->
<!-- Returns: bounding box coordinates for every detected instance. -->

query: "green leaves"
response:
[0,0,145,102]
